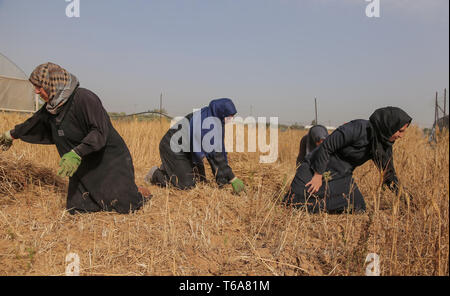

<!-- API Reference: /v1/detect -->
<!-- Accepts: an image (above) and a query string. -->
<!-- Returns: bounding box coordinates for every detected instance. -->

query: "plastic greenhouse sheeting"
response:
[0,53,36,112]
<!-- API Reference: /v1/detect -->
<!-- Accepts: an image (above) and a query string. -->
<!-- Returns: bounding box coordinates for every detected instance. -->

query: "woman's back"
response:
[307,120,373,178]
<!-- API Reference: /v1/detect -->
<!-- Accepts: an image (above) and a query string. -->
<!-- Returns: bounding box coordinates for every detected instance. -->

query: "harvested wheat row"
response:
[0,155,66,196]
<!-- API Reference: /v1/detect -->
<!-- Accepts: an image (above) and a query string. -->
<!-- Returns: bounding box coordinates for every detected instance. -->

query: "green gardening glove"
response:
[58,150,81,177]
[0,130,14,151]
[231,177,245,194]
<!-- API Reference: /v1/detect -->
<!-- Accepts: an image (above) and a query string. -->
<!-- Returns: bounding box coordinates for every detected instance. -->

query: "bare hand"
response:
[306,173,323,194]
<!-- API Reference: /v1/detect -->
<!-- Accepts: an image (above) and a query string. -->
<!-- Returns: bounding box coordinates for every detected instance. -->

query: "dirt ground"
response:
[0,114,448,275]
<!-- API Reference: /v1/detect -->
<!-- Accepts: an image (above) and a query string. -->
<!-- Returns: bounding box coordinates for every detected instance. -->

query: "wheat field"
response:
[0,112,448,276]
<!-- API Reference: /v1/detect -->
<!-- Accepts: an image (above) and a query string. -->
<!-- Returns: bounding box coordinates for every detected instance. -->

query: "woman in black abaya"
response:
[0,62,150,214]
[296,125,329,166]
[283,106,412,214]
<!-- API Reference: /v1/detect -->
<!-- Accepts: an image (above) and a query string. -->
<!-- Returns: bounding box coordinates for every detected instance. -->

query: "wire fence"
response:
[109,110,173,120]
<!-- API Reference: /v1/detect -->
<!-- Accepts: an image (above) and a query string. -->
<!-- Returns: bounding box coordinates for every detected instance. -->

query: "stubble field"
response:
[0,112,448,276]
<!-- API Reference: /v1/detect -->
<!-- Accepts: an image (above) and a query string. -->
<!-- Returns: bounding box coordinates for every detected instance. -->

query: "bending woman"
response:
[145,98,245,194]
[296,125,329,166]
[283,106,412,214]
[0,62,149,214]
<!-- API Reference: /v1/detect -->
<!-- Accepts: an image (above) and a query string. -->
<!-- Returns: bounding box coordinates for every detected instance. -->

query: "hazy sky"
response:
[0,0,448,127]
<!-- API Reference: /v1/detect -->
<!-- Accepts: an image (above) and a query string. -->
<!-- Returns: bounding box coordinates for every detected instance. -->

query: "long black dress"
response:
[10,87,146,214]
[151,113,235,189]
[296,135,308,166]
[283,119,399,213]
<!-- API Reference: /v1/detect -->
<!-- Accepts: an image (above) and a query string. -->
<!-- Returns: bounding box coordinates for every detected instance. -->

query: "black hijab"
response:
[306,125,328,154]
[369,106,412,170]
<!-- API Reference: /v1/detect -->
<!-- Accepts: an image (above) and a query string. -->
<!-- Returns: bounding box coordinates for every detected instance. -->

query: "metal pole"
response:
[160,92,162,124]
[444,88,447,118]
[435,91,438,125]
[315,97,318,125]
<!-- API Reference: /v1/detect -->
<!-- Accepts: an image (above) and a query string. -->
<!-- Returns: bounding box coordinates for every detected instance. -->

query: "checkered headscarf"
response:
[29,62,79,114]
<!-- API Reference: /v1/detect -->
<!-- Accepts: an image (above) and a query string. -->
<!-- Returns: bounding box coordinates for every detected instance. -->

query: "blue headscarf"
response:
[189,98,237,164]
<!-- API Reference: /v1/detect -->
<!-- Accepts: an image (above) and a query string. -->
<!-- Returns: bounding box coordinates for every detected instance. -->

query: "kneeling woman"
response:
[283,107,412,213]
[146,98,245,194]
[296,125,329,167]
[0,63,149,214]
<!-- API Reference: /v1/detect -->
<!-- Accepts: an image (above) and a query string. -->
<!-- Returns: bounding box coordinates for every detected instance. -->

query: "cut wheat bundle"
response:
[0,155,66,196]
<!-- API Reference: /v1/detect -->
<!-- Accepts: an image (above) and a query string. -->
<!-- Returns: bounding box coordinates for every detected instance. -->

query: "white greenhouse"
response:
[0,53,38,112]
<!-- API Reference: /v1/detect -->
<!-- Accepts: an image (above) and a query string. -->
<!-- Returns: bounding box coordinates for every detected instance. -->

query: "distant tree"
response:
[151,108,168,115]
[290,122,305,130]
[108,112,126,117]
[279,124,289,132]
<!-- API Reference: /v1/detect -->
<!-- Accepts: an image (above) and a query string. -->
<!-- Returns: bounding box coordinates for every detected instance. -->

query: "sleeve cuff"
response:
[310,164,325,175]
[9,129,17,140]
[72,146,84,158]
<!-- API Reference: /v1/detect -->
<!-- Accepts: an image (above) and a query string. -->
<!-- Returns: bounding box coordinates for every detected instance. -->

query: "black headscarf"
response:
[306,125,328,154]
[369,106,412,171]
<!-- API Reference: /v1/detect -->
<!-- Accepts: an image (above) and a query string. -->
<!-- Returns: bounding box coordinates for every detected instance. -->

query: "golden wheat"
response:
[0,111,448,275]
